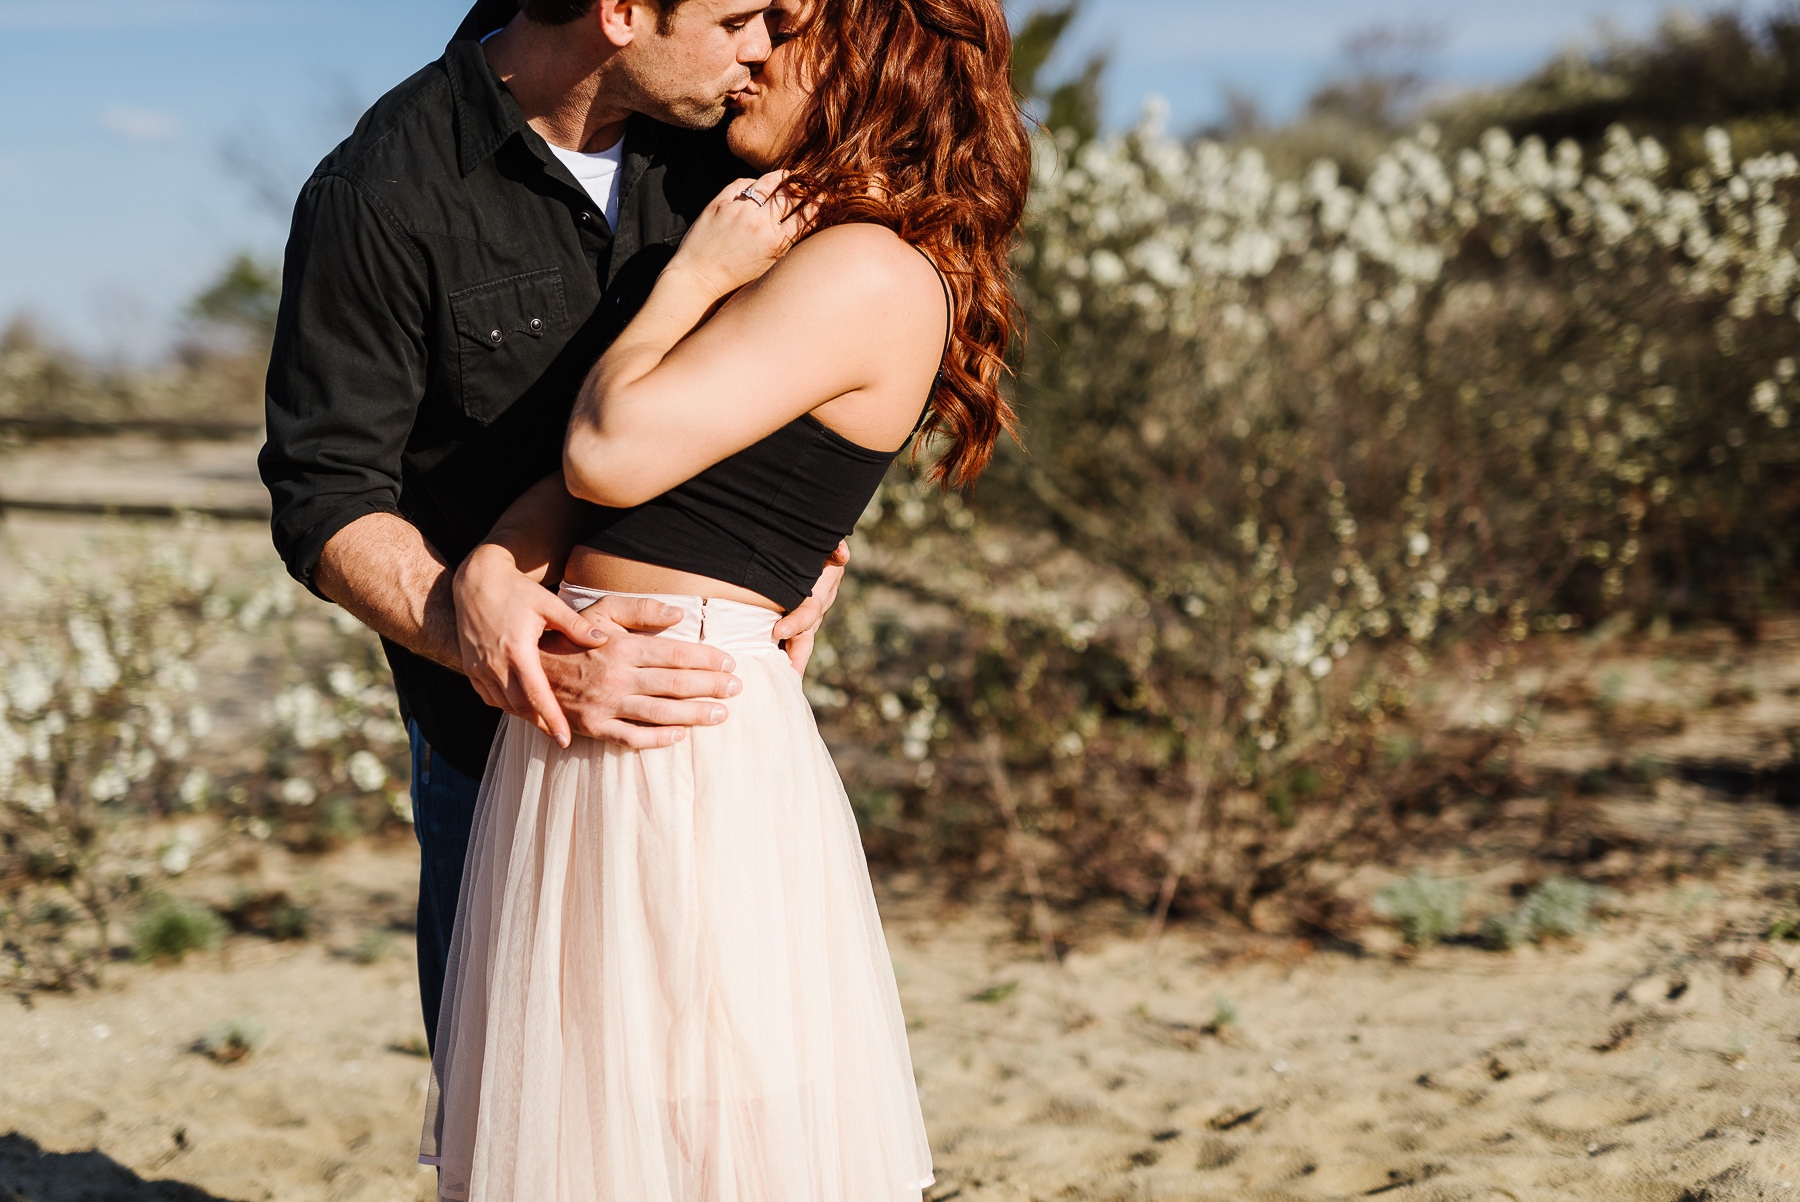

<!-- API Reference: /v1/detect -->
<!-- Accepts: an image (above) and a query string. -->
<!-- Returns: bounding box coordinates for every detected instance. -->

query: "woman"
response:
[420,0,1028,1196]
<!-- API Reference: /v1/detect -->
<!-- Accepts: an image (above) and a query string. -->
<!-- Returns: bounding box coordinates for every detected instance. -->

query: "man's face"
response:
[615,0,774,130]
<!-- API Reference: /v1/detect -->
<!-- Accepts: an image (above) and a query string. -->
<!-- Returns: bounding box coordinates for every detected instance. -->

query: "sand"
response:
[2,839,1797,1202]
[891,884,1800,1202]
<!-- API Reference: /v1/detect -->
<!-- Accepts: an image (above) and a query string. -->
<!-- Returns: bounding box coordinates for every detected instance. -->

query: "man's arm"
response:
[259,175,469,675]
[262,172,428,601]
[315,513,462,671]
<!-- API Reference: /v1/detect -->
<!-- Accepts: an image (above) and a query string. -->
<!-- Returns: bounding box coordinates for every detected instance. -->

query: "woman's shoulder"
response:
[779,223,944,308]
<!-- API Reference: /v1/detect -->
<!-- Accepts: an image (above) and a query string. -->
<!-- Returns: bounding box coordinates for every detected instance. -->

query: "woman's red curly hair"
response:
[779,0,1030,487]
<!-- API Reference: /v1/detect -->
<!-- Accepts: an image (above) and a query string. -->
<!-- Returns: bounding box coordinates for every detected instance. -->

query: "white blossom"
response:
[17,782,55,814]
[327,664,359,698]
[89,764,128,802]
[271,685,344,749]
[159,830,195,876]
[66,616,119,692]
[178,768,211,809]
[347,749,388,793]
[0,716,20,788]
[7,661,52,716]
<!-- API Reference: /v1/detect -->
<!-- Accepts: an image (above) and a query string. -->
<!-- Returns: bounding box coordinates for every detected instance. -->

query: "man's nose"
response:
[739,15,772,64]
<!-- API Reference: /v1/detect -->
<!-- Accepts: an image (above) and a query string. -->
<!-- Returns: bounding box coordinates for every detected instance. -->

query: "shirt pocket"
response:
[447,268,568,426]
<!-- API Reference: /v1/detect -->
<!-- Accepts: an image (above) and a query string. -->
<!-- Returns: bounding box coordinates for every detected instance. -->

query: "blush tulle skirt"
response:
[420,589,933,1202]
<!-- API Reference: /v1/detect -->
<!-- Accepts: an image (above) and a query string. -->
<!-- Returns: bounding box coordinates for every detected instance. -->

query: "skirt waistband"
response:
[557,586,782,654]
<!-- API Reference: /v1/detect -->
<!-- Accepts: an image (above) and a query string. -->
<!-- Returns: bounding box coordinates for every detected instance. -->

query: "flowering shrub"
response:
[0,536,231,987]
[811,114,1800,928]
[259,607,412,853]
[0,529,409,988]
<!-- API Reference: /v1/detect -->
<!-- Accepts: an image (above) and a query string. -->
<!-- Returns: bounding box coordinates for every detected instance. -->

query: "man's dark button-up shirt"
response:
[259,16,742,779]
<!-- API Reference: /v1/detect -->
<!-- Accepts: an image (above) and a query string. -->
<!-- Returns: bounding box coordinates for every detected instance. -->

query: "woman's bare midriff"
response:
[562,547,786,613]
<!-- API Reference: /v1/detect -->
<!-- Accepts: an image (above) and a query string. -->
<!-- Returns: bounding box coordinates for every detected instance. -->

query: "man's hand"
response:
[541,600,741,749]
[772,540,850,675]
[455,545,739,749]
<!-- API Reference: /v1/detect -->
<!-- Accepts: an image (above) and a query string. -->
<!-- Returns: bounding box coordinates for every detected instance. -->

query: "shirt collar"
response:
[444,33,534,178]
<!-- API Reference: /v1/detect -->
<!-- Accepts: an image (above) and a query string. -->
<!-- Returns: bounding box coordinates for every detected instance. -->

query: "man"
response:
[259,0,843,1049]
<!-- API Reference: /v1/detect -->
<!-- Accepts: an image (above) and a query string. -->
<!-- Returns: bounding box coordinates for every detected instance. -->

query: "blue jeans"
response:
[408,718,483,1053]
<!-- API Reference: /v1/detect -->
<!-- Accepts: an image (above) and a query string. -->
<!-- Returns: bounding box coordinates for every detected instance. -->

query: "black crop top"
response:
[577,245,952,612]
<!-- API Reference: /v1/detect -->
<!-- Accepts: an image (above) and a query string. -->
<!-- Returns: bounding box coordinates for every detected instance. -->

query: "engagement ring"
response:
[737,186,767,206]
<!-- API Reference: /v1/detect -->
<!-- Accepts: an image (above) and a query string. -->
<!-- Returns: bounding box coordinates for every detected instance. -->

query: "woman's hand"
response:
[772,540,850,675]
[665,169,812,299]
[454,544,607,748]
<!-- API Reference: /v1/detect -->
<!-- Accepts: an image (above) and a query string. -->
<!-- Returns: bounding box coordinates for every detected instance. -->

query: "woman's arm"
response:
[563,185,946,508]
[465,471,591,585]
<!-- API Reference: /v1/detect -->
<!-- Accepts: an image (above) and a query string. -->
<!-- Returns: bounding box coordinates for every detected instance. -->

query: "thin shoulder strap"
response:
[908,242,954,439]
[911,242,955,374]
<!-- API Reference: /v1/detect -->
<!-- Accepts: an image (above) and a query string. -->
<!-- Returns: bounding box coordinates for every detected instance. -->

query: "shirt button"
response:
[488,329,503,345]
[528,317,544,333]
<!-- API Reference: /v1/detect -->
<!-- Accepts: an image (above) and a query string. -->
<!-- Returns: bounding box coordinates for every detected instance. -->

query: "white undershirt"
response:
[548,139,625,234]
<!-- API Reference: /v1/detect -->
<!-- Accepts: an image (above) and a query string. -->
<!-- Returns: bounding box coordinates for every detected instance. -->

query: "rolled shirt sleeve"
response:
[259,173,430,597]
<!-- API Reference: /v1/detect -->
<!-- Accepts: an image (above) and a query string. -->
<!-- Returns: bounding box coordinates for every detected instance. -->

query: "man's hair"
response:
[521,0,685,34]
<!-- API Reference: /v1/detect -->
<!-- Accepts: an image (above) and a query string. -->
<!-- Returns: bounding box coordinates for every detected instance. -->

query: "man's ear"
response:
[593,0,646,47]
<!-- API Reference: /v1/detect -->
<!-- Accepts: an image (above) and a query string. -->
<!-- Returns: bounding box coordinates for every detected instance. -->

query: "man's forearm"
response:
[314,512,463,672]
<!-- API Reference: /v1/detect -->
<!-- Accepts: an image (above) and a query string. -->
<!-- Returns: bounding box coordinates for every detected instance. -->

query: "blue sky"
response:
[0,0,1783,357]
